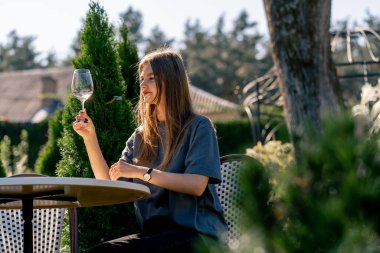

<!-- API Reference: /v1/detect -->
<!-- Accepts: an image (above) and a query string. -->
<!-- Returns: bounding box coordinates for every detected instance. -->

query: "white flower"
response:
[370,101,380,121]
[370,114,380,134]
[360,82,377,105]
[352,79,380,134]
[352,104,369,118]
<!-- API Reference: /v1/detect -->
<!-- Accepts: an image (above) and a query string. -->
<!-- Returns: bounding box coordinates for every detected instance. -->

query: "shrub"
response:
[35,109,63,176]
[232,112,380,252]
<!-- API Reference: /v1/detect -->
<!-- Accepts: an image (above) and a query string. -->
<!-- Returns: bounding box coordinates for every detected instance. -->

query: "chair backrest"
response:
[0,208,65,253]
[217,154,254,250]
[0,173,78,253]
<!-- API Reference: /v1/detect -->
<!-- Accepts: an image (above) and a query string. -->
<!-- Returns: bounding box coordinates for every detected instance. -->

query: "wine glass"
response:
[71,69,94,111]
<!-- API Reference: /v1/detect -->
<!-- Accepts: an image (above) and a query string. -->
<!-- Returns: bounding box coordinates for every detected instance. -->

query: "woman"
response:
[73,47,228,252]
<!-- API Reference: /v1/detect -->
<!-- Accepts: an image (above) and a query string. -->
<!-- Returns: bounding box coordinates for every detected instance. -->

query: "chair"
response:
[216,154,255,250]
[0,173,78,253]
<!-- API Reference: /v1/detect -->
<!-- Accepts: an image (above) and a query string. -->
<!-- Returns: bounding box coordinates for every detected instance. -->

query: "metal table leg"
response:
[22,197,33,253]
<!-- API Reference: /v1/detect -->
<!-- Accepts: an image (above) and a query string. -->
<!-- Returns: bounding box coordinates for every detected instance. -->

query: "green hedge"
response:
[0,121,49,170]
[215,118,289,156]
[215,119,253,156]
[0,117,289,172]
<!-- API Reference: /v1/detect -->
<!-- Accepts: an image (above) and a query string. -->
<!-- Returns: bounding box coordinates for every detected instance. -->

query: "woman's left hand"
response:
[109,159,141,180]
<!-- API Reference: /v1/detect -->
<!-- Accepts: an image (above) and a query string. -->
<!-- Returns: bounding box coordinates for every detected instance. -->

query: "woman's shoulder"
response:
[188,114,215,130]
[126,128,142,143]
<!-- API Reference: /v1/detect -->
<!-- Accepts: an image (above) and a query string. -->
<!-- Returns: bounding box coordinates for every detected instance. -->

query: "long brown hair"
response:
[135,47,195,169]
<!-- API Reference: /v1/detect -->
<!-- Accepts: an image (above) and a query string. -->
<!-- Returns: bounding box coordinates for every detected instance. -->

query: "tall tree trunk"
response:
[264,0,340,159]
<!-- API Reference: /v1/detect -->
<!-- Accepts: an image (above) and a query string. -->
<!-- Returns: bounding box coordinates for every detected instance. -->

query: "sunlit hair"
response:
[135,47,195,170]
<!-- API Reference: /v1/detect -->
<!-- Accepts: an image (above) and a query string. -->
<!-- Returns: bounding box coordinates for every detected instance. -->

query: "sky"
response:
[0,0,379,61]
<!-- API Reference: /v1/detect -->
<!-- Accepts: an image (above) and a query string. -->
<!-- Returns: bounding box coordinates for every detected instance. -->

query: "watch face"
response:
[143,173,151,181]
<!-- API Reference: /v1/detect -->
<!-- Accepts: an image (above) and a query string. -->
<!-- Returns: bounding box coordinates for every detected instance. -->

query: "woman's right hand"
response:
[73,110,96,140]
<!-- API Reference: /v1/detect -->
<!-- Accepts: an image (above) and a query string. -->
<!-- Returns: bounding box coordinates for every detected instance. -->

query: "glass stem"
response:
[81,101,85,112]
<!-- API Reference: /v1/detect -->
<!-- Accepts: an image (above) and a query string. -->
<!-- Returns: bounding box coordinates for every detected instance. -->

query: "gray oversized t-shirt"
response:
[120,115,228,239]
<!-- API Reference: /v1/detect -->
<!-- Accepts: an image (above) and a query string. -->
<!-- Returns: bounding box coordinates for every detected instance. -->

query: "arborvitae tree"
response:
[56,2,136,251]
[117,24,140,104]
[35,109,63,176]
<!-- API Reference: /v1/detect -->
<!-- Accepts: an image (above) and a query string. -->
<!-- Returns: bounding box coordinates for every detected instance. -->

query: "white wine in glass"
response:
[71,69,94,111]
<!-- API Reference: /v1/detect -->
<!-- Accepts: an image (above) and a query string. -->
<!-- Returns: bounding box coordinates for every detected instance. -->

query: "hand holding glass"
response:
[71,69,94,111]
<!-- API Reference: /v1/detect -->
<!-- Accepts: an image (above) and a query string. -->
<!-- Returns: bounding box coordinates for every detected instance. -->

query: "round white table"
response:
[0,177,150,253]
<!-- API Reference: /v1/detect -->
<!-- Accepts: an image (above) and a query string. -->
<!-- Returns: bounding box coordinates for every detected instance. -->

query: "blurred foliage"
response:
[181,11,273,102]
[0,135,11,176]
[0,130,30,175]
[205,112,380,252]
[0,121,48,171]
[143,25,174,54]
[0,30,41,71]
[246,141,294,200]
[246,141,294,171]
[119,6,144,45]
[224,112,380,252]
[215,119,253,156]
[0,155,5,177]
[12,129,29,174]
[117,24,140,103]
[215,116,289,157]
[0,30,59,71]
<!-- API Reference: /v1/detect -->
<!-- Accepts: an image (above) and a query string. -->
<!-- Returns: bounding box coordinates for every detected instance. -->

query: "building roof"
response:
[0,67,73,123]
[0,67,240,123]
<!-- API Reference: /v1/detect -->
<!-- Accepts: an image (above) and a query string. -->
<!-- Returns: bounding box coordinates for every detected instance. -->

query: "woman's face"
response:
[140,63,158,104]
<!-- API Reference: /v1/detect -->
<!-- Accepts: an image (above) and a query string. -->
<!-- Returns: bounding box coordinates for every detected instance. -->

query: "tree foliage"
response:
[55,2,137,251]
[181,11,272,102]
[117,24,140,103]
[35,109,63,176]
[251,113,380,252]
[0,136,11,176]
[0,156,5,177]
[0,136,12,175]
[144,26,174,54]
[116,8,272,102]
[0,130,30,175]
[204,114,380,253]
[119,7,144,45]
[0,30,41,71]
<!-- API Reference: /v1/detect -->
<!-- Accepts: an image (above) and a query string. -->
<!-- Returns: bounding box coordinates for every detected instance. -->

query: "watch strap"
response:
[146,168,153,175]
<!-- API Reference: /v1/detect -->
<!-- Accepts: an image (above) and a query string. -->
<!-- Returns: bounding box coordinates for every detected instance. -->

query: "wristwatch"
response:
[143,168,153,181]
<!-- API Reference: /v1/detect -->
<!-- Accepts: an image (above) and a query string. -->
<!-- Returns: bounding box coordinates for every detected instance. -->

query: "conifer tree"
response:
[118,24,140,104]
[56,2,136,251]
[35,109,63,176]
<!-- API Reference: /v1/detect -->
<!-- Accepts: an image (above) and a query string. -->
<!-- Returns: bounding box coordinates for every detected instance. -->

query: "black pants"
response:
[88,217,218,253]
